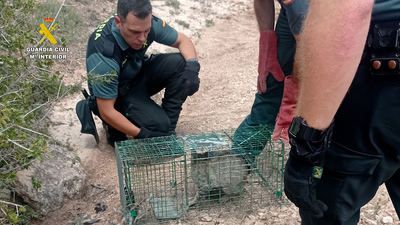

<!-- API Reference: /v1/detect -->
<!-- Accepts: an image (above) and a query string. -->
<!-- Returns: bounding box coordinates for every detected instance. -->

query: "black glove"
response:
[182,60,200,96]
[284,118,333,218]
[136,127,169,139]
[284,153,327,218]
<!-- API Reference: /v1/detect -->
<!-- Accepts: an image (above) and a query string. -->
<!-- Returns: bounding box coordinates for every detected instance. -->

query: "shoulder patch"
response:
[152,15,167,28]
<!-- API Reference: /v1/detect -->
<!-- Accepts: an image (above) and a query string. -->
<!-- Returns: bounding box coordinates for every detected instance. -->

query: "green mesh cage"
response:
[115,126,285,224]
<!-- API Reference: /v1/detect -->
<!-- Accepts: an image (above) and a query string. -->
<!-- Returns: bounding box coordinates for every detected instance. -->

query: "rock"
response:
[382,216,393,224]
[83,218,101,225]
[363,218,377,225]
[243,215,257,225]
[277,213,286,219]
[70,213,101,225]
[270,211,279,217]
[258,212,268,220]
[257,208,267,214]
[215,218,225,224]
[200,214,213,222]
[14,144,87,215]
[364,209,375,214]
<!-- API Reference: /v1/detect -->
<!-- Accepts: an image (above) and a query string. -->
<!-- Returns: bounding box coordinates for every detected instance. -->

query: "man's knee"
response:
[157,53,187,92]
[136,112,171,133]
[165,53,186,73]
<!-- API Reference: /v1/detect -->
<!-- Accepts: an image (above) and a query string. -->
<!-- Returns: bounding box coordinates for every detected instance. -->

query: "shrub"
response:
[0,0,80,223]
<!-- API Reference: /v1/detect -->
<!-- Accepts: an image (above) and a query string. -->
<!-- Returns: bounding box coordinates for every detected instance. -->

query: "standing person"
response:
[284,0,400,224]
[233,0,308,158]
[76,0,200,146]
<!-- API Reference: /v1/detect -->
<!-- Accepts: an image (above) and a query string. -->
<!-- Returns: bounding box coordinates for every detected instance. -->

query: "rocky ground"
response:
[31,0,399,224]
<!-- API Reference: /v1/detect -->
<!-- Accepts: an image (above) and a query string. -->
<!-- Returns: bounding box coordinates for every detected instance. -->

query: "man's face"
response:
[115,12,152,50]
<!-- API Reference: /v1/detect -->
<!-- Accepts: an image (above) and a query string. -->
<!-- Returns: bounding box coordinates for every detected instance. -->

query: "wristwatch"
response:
[288,116,325,142]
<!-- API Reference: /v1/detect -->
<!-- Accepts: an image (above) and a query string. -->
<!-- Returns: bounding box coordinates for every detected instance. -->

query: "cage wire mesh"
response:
[115,126,285,224]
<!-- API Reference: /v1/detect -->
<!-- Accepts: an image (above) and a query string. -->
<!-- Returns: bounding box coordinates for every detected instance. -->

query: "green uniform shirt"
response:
[86,16,178,99]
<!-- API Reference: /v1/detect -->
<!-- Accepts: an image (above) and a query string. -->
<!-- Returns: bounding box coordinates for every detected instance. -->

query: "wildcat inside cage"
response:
[115,126,285,224]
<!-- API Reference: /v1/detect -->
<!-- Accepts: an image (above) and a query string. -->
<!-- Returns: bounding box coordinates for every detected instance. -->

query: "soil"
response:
[33,0,399,224]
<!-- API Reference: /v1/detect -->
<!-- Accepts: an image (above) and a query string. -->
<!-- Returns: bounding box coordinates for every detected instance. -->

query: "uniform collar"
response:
[111,20,129,51]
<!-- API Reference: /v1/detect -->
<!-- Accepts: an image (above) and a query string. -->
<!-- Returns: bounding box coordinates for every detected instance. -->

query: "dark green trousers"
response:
[107,53,186,143]
[233,8,296,156]
[300,61,400,224]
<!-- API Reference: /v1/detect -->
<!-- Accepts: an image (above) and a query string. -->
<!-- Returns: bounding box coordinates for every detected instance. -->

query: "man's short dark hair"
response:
[117,0,152,20]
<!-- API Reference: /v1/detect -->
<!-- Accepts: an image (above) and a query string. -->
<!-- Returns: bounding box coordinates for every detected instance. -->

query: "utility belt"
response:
[365,20,400,76]
[75,89,100,144]
[80,82,130,118]
[76,88,128,144]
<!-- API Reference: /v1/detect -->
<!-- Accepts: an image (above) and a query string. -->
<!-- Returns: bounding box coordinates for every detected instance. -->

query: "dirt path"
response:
[35,1,399,224]
[176,11,259,133]
[35,2,262,225]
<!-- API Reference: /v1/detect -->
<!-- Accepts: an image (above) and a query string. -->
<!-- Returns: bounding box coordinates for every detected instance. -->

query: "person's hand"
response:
[272,75,299,142]
[284,120,333,218]
[284,153,328,218]
[182,60,200,96]
[136,127,169,139]
[258,31,285,93]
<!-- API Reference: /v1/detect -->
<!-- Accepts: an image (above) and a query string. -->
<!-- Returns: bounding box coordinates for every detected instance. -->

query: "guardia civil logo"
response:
[27,17,70,60]
[38,17,58,45]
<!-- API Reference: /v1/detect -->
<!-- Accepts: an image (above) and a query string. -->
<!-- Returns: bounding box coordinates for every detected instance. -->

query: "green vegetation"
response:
[175,19,190,29]
[205,19,214,27]
[165,0,180,10]
[0,0,80,224]
[35,0,82,45]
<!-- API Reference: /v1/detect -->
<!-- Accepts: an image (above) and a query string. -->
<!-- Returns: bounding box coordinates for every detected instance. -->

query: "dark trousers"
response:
[233,8,296,155]
[107,53,186,143]
[300,62,400,224]
[239,8,296,129]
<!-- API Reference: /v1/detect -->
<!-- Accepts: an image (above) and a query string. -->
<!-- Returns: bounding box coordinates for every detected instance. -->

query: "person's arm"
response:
[152,16,200,96]
[254,0,285,93]
[171,32,200,96]
[295,0,374,130]
[254,0,275,31]
[171,32,197,60]
[86,52,142,138]
[152,16,197,60]
[96,98,141,137]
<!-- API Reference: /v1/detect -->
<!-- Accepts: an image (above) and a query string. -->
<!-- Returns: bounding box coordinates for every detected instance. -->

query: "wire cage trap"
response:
[115,126,285,224]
